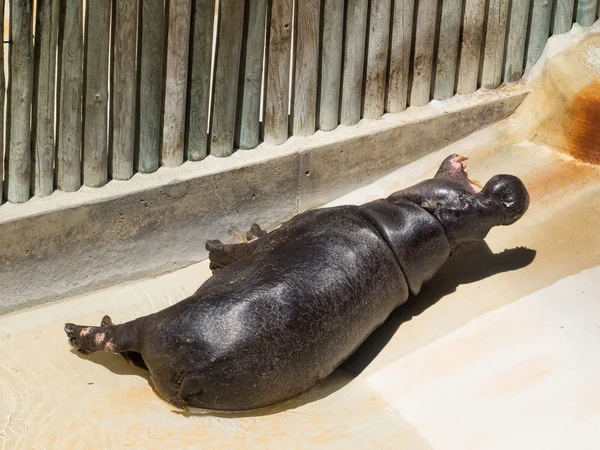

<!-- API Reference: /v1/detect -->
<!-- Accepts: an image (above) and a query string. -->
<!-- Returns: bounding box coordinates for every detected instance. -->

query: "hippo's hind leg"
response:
[99,315,148,370]
[206,224,267,274]
[64,315,147,369]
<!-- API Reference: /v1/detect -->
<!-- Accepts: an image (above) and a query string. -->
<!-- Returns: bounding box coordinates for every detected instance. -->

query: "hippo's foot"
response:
[64,316,116,355]
[206,224,267,274]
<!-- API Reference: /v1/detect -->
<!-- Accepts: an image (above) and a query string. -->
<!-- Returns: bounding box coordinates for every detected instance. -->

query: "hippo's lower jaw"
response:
[63,155,530,412]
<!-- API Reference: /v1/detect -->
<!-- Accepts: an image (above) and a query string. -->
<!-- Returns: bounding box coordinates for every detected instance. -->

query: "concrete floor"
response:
[2,24,600,450]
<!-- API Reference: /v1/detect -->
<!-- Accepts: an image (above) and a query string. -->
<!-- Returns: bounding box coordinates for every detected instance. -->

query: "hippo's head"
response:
[391,154,530,249]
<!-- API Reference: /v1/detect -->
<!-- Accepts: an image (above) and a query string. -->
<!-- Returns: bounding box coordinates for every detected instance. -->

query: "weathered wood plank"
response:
[552,0,575,35]
[264,0,293,144]
[318,0,343,130]
[434,0,462,99]
[410,0,437,106]
[576,0,597,26]
[32,0,59,197]
[7,0,34,202]
[456,0,486,94]
[480,0,510,88]
[186,0,216,159]
[83,0,110,188]
[387,0,414,112]
[340,0,368,126]
[292,0,320,134]
[235,0,267,149]
[138,0,166,173]
[0,0,5,202]
[111,0,138,180]
[504,0,531,81]
[211,0,246,156]
[57,0,83,192]
[525,0,553,68]
[163,0,192,166]
[363,0,392,118]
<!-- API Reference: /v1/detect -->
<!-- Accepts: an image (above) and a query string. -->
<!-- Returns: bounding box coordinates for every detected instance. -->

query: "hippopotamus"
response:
[64,154,530,412]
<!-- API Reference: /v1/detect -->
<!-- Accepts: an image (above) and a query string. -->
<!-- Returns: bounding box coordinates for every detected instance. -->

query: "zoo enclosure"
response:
[0,0,598,205]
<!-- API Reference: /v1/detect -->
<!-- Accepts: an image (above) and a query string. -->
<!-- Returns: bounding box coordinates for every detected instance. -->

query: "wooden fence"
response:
[0,0,598,204]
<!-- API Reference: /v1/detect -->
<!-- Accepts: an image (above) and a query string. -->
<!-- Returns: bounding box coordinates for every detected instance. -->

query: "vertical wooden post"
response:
[387,0,414,112]
[410,0,438,106]
[434,0,462,100]
[576,0,597,26]
[111,0,138,180]
[526,0,553,68]
[292,0,321,135]
[235,0,267,149]
[340,0,368,126]
[211,0,246,157]
[457,0,486,94]
[504,0,531,82]
[264,0,293,144]
[137,0,166,173]
[363,0,392,118]
[7,0,34,202]
[163,0,192,166]
[187,0,216,158]
[84,0,111,188]
[553,0,575,35]
[32,0,59,197]
[318,0,343,131]
[57,0,83,192]
[480,0,510,89]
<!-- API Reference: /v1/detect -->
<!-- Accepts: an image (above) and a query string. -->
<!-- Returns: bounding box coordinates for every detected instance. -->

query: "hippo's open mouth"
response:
[449,154,483,193]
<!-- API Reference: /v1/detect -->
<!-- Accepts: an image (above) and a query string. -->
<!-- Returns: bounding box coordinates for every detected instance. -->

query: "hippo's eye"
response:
[503,200,515,208]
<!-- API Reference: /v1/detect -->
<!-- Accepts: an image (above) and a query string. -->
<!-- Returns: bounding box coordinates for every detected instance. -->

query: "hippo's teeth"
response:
[455,154,469,163]
[469,178,484,189]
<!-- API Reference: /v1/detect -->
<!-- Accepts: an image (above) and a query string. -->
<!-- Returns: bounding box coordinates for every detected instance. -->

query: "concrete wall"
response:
[0,86,527,314]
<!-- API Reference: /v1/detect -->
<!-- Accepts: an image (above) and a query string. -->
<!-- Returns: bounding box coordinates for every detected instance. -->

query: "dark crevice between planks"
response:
[360,0,372,118]
[134,0,143,172]
[501,0,516,82]
[338,0,349,124]
[406,0,420,106]
[383,0,396,113]
[430,0,445,100]
[108,0,117,178]
[477,0,492,87]
[290,0,298,136]
[261,0,273,143]
[522,0,536,72]
[315,0,326,129]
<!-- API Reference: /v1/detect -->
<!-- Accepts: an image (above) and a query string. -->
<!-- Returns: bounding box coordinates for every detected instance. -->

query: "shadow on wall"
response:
[75,240,536,417]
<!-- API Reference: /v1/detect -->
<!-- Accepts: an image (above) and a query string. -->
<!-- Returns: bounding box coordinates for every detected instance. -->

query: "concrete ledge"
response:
[0,85,528,314]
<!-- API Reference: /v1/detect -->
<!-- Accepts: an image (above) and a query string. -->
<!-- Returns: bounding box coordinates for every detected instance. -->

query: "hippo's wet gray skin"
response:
[64,155,530,412]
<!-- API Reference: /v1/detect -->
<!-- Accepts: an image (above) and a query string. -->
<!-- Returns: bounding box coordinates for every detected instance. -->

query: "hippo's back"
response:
[145,207,410,410]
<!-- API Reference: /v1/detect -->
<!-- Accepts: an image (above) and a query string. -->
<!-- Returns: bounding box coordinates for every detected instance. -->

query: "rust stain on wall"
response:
[562,81,600,165]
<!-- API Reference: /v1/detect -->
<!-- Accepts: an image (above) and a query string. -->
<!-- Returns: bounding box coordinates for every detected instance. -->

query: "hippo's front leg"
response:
[206,223,267,274]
